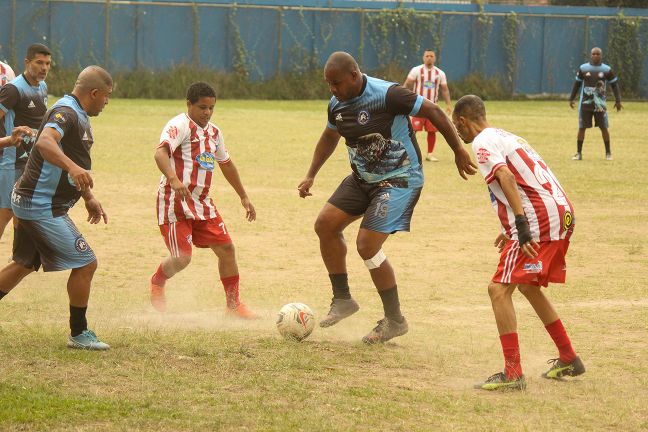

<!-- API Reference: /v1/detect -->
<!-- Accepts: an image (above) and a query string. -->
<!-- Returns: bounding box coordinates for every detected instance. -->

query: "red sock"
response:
[545,319,577,363]
[151,264,168,287]
[221,275,240,309]
[500,333,523,380]
[427,132,437,154]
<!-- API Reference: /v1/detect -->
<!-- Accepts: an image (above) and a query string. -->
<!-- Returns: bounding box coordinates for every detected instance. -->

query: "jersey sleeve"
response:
[606,68,618,84]
[214,129,230,164]
[158,117,187,153]
[406,66,418,81]
[438,70,448,85]
[575,67,584,82]
[0,84,19,114]
[472,133,507,184]
[326,99,337,130]
[43,106,77,139]
[386,84,424,117]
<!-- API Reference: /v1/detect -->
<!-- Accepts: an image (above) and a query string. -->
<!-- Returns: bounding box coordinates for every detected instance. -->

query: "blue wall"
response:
[1,0,647,95]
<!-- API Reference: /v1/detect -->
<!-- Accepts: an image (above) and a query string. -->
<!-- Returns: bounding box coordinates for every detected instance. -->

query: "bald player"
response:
[0,66,112,350]
[298,52,476,344]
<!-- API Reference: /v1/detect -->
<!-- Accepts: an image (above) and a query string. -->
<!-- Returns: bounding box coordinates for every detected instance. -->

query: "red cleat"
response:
[150,281,166,313]
[226,303,257,320]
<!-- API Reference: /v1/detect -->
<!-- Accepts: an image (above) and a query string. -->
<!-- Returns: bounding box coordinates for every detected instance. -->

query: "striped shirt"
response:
[156,113,230,225]
[472,128,574,242]
[406,65,447,103]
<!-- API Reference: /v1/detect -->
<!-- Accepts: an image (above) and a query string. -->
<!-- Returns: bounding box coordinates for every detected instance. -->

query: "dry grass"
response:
[0,100,647,431]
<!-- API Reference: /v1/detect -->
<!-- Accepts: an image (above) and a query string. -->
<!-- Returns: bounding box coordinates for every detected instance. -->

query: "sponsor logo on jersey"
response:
[477,147,490,164]
[54,112,66,124]
[75,236,89,252]
[357,110,370,125]
[563,211,573,230]
[196,151,215,171]
[523,261,543,273]
[335,113,343,122]
[423,80,436,89]
[27,100,35,109]
[167,125,178,140]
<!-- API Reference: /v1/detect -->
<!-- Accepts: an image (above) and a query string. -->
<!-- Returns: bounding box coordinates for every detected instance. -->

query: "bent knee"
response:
[517,284,539,297]
[172,255,192,270]
[487,282,507,301]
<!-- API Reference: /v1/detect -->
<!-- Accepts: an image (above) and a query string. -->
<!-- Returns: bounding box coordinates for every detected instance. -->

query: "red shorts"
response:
[493,240,570,287]
[159,217,231,257]
[411,116,438,133]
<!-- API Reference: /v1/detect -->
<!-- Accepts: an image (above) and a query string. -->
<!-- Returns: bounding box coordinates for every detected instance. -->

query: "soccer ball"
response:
[276,303,315,341]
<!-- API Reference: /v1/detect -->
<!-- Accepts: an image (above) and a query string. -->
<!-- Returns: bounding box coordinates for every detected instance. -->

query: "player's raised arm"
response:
[416,99,477,179]
[297,126,341,198]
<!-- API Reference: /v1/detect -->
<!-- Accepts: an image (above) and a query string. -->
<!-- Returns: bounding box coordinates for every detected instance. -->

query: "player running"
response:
[149,82,257,319]
[452,95,585,391]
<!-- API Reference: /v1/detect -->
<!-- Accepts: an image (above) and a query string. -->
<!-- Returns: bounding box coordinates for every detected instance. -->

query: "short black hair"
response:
[186,82,216,104]
[26,43,51,60]
[454,95,486,121]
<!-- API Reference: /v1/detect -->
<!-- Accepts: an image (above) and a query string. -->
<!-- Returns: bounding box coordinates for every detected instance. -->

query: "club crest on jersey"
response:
[598,72,604,78]
[167,126,178,140]
[196,152,215,171]
[523,261,543,273]
[75,236,89,252]
[357,110,370,125]
[477,147,490,164]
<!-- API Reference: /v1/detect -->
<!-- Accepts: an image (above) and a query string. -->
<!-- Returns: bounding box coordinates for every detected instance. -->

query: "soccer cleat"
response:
[474,372,526,391]
[150,281,166,312]
[361,316,409,344]
[605,153,613,161]
[542,356,586,379]
[572,152,582,161]
[319,297,359,328]
[226,302,258,319]
[67,329,110,350]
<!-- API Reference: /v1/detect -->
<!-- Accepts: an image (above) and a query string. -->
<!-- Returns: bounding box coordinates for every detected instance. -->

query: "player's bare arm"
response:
[403,77,415,91]
[611,82,622,111]
[218,160,256,222]
[154,146,190,200]
[0,125,33,149]
[82,188,108,224]
[416,99,477,179]
[493,166,539,258]
[36,127,94,192]
[298,127,341,198]
[440,83,453,114]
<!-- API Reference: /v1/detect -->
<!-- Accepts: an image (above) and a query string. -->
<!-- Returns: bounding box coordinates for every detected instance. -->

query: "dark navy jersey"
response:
[0,74,48,170]
[327,75,425,188]
[12,94,93,220]
[574,63,617,112]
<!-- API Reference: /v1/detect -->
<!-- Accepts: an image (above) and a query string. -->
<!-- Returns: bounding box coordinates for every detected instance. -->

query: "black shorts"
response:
[579,109,608,129]
[327,175,422,234]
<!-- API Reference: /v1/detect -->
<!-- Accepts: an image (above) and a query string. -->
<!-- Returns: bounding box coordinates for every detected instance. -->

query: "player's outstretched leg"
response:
[149,256,191,312]
[66,261,109,350]
[211,243,257,320]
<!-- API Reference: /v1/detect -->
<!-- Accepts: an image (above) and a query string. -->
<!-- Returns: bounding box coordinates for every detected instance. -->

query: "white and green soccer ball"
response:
[276,303,315,341]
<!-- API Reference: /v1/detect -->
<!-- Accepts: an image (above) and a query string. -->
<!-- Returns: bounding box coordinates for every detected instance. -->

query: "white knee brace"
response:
[364,249,387,269]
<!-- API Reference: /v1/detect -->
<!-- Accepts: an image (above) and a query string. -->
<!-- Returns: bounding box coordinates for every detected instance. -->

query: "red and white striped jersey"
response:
[406,65,447,103]
[0,61,15,87]
[156,113,231,225]
[472,128,575,242]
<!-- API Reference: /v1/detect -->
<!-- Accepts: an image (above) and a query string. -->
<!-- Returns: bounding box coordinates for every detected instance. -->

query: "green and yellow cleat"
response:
[475,372,526,391]
[542,356,586,379]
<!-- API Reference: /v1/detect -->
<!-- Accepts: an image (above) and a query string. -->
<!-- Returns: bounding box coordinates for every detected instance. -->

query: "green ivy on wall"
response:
[502,12,519,93]
[607,13,645,97]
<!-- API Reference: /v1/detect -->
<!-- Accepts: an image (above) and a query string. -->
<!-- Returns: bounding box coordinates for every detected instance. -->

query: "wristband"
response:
[515,214,532,246]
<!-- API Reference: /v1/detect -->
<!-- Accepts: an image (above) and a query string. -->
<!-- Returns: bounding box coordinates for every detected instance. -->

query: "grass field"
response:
[0,99,647,431]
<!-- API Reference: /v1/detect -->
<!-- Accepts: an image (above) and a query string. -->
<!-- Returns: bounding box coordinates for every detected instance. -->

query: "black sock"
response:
[69,305,88,337]
[378,286,403,322]
[0,291,7,300]
[577,140,583,153]
[329,273,351,300]
[604,140,611,154]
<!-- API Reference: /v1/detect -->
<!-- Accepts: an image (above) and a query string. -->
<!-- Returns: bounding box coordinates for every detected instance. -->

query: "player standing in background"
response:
[0,44,51,239]
[569,47,622,161]
[0,60,15,87]
[298,52,475,344]
[452,95,585,391]
[404,50,452,162]
[0,66,113,350]
[150,82,257,319]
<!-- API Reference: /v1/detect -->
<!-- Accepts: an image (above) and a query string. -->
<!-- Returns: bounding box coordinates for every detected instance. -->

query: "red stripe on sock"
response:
[500,332,523,380]
[545,319,577,363]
